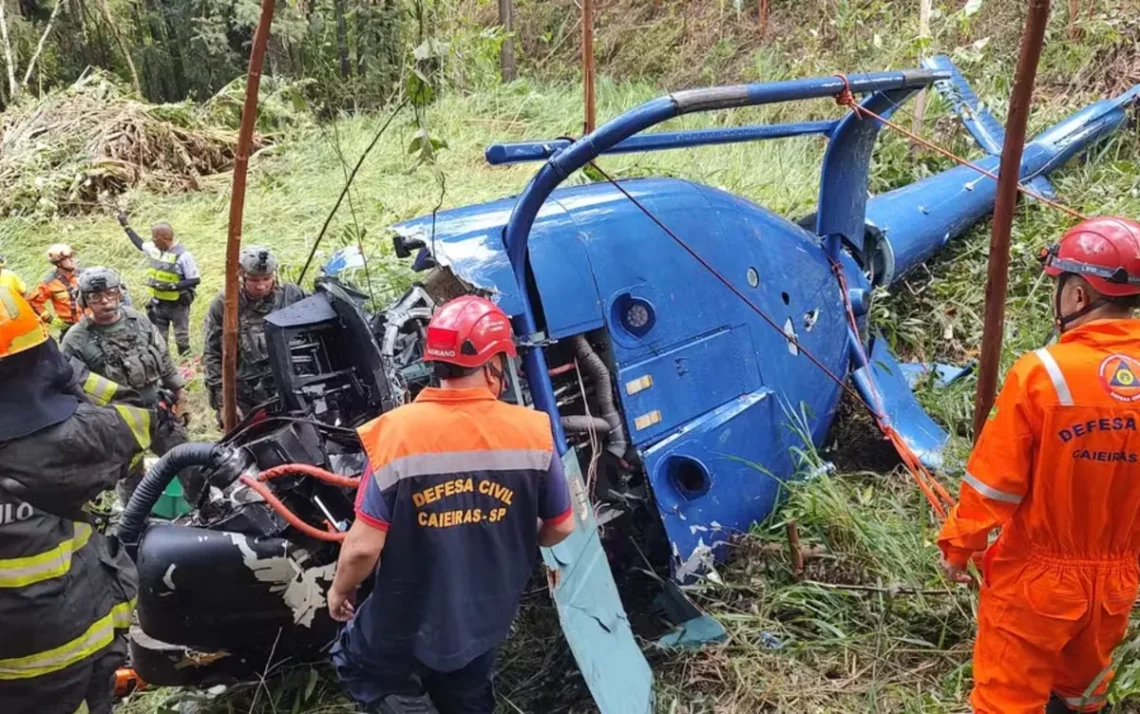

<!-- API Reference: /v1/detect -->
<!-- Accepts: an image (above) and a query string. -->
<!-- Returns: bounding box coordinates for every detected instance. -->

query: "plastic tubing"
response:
[239,475,347,543]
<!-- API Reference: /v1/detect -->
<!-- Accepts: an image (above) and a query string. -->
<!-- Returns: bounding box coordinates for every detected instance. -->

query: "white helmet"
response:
[47,243,75,264]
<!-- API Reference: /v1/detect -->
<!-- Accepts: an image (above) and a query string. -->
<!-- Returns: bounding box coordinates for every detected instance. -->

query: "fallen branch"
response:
[94,0,140,95]
[22,0,67,88]
[787,520,804,577]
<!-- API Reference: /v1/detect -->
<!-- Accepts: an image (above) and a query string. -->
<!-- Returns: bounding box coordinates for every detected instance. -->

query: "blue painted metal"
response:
[484,121,837,166]
[817,88,922,257]
[924,56,1060,203]
[866,58,1139,286]
[540,451,654,712]
[900,362,975,390]
[925,55,1007,155]
[386,63,1137,713]
[852,335,952,470]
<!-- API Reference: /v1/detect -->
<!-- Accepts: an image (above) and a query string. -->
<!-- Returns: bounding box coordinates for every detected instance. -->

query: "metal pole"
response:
[971,0,1050,441]
[582,0,595,133]
[223,0,276,432]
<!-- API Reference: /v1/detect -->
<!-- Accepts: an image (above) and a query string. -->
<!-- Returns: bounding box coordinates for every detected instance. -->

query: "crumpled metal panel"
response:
[852,336,950,471]
[540,451,654,713]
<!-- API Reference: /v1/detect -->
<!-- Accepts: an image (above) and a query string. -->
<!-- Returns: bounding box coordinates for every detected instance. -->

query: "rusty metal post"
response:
[582,0,595,134]
[223,0,276,432]
[971,0,1051,441]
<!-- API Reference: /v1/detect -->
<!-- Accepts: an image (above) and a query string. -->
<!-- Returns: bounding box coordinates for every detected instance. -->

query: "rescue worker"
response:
[0,283,156,714]
[118,213,200,356]
[28,243,81,336]
[0,255,27,297]
[938,216,1140,714]
[202,245,304,425]
[61,267,195,503]
[329,296,576,714]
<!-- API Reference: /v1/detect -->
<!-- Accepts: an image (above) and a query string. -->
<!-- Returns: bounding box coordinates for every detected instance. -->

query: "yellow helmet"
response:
[46,243,74,264]
[0,284,49,358]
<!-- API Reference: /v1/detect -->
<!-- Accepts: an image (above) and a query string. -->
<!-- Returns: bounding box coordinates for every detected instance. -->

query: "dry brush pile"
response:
[0,70,305,218]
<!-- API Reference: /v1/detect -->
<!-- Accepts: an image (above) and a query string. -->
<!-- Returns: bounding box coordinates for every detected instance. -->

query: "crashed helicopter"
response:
[117,57,1139,712]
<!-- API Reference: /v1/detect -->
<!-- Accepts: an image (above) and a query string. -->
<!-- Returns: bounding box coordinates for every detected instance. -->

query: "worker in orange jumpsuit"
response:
[939,216,1140,714]
[28,243,82,337]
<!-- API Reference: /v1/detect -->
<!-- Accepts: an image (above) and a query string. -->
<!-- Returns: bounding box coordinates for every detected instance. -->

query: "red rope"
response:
[828,256,955,517]
[587,160,955,518]
[832,74,1089,221]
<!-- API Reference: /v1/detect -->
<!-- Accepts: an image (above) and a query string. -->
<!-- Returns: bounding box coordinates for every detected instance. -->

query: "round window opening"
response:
[667,455,710,500]
[747,267,759,288]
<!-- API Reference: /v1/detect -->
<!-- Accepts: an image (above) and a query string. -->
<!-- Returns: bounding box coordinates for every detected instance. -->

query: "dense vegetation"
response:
[3,0,1140,711]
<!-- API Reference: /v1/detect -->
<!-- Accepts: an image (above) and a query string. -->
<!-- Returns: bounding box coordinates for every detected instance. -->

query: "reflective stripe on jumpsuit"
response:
[938,321,1140,713]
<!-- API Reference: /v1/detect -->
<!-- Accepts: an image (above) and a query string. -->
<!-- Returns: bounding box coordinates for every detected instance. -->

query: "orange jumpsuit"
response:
[27,269,81,326]
[939,319,1140,713]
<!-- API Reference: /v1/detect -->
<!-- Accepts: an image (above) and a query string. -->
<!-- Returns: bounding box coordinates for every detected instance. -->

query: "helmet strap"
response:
[483,355,507,397]
[1053,273,1109,334]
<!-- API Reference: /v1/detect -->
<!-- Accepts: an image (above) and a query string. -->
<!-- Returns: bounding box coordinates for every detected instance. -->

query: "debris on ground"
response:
[0,71,306,218]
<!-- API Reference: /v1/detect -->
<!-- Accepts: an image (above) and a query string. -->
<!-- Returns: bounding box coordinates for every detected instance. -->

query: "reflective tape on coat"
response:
[82,373,118,407]
[0,522,92,589]
[0,598,132,680]
[112,405,151,453]
[372,448,554,491]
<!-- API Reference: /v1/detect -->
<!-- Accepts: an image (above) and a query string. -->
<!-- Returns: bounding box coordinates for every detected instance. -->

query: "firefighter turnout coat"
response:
[0,398,153,714]
[939,319,1140,713]
[28,269,81,327]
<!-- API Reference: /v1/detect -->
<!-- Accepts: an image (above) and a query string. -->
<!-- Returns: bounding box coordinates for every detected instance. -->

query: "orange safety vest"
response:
[940,318,1140,566]
[28,270,81,325]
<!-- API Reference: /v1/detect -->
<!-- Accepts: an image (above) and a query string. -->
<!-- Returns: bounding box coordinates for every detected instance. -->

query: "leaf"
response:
[405,70,434,107]
[972,37,991,50]
[412,38,448,61]
[304,667,319,701]
[963,0,983,16]
[873,33,883,49]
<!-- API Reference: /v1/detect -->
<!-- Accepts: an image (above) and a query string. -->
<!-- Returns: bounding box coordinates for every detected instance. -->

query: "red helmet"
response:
[423,296,517,368]
[1042,216,1140,297]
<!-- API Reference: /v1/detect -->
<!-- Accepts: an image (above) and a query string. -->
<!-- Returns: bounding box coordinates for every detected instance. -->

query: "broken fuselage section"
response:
[125,58,1138,712]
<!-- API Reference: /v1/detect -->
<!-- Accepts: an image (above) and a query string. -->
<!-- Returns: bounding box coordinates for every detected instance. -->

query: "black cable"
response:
[298,97,410,283]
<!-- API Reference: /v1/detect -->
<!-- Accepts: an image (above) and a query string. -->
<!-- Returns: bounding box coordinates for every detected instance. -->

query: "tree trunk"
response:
[161,5,187,98]
[498,0,515,81]
[1066,0,1080,39]
[95,0,141,95]
[910,0,933,136]
[334,0,349,78]
[0,0,19,100]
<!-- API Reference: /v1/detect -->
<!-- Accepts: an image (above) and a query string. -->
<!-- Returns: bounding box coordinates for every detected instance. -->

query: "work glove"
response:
[117,211,129,227]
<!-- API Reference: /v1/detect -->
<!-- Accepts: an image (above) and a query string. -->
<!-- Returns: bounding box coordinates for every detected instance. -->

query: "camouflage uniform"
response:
[202,283,305,422]
[61,306,193,502]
